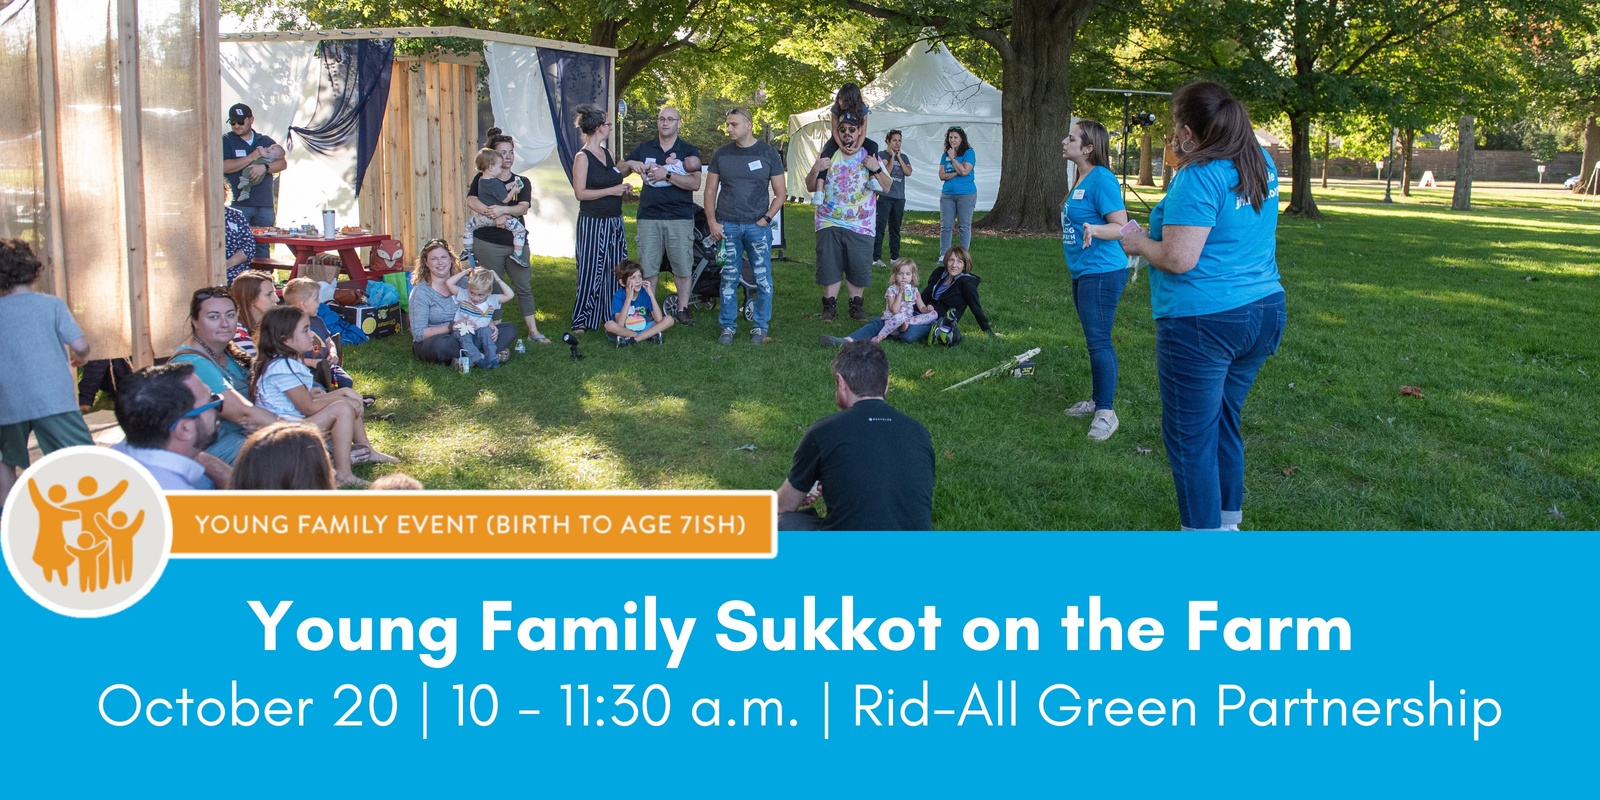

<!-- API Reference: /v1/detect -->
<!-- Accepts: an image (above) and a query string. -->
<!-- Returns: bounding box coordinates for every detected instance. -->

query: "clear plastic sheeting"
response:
[138,0,211,355]
[54,0,131,351]
[0,0,44,256]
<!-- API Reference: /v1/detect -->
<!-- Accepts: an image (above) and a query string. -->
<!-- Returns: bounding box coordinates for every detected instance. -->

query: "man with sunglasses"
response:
[112,363,227,490]
[222,103,286,249]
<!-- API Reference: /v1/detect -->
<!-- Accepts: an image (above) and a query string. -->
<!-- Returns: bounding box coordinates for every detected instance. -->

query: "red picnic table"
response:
[251,231,399,284]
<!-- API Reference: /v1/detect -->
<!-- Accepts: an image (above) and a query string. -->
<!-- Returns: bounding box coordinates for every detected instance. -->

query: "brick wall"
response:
[1264,148,1584,182]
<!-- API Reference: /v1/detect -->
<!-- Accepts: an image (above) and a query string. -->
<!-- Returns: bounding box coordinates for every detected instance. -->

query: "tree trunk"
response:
[1138,127,1154,186]
[974,0,1096,232]
[1451,115,1475,210]
[1579,115,1600,195]
[1285,110,1320,217]
[1321,128,1329,189]
[1401,128,1414,197]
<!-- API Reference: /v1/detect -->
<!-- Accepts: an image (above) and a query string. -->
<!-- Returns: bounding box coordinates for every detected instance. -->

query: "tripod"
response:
[1085,88,1171,212]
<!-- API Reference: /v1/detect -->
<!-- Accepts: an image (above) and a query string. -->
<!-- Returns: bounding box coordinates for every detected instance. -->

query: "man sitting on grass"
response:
[605,259,675,348]
[778,340,934,531]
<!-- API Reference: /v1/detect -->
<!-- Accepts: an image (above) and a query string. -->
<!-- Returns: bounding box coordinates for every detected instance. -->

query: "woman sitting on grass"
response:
[251,306,396,487]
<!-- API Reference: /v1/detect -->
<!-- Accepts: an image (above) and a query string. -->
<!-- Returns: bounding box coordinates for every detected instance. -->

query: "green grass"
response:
[343,182,1599,530]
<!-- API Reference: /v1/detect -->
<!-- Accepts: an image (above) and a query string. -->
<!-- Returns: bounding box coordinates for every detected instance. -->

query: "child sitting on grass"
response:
[873,258,937,343]
[446,267,514,369]
[462,147,529,266]
[281,278,353,390]
[604,259,675,348]
[251,305,395,488]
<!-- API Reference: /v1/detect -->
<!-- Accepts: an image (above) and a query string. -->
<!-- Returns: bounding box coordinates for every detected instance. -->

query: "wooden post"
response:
[200,0,224,285]
[33,0,66,298]
[424,59,444,245]
[116,0,153,368]
[408,62,430,254]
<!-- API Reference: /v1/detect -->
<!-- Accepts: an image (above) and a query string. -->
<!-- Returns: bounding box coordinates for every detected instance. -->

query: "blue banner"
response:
[2,531,1592,794]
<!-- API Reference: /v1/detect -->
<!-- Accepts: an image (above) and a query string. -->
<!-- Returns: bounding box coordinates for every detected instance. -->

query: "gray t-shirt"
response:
[886,153,910,200]
[0,291,84,425]
[408,282,457,342]
[707,141,783,224]
[476,173,511,207]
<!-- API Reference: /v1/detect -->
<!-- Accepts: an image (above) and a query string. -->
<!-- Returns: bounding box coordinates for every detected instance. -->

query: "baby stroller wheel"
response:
[662,295,680,315]
[741,298,756,322]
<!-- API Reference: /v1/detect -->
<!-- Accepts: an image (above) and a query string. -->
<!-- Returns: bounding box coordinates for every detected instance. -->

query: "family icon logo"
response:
[2,447,172,617]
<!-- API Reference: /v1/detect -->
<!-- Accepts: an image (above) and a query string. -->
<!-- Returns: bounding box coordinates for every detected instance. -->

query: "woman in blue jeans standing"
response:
[1105,81,1286,531]
[1061,119,1129,441]
[937,126,976,264]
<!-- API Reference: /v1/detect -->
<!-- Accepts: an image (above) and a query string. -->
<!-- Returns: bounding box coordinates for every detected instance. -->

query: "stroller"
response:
[661,205,759,322]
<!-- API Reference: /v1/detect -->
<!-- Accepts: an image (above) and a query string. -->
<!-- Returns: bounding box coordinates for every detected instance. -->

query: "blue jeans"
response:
[1072,269,1129,411]
[457,325,499,367]
[938,193,975,261]
[847,318,934,343]
[1155,292,1286,530]
[232,206,275,260]
[718,222,773,330]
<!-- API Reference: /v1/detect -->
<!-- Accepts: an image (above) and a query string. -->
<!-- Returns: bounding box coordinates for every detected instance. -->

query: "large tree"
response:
[223,0,737,97]
[844,0,1109,232]
[1144,0,1529,218]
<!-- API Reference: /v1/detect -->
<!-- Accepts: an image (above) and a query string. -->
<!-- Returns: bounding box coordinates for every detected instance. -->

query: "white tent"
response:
[786,43,1003,213]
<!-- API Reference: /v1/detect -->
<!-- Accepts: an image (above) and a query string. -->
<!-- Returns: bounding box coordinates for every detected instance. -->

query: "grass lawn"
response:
[342,180,1598,530]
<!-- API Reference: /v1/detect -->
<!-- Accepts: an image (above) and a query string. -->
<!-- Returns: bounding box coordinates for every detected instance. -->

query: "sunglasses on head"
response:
[170,394,223,431]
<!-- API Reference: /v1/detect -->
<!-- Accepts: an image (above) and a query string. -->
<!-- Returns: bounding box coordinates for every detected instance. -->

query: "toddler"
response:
[873,258,936,343]
[281,278,353,390]
[233,144,285,203]
[446,267,514,369]
[463,148,529,263]
[817,83,878,179]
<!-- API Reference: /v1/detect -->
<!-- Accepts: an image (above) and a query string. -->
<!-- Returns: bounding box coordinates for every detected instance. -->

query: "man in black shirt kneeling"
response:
[778,341,935,531]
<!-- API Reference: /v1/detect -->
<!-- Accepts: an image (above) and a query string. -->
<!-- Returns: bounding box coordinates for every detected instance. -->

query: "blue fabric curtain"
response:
[288,39,394,194]
[536,49,611,183]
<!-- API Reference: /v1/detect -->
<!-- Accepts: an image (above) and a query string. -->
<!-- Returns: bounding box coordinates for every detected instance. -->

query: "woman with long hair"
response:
[1099,81,1286,531]
[408,239,517,364]
[937,126,977,263]
[569,103,634,332]
[1061,119,1131,441]
[169,286,280,463]
[251,306,395,487]
[231,421,336,491]
[228,269,280,359]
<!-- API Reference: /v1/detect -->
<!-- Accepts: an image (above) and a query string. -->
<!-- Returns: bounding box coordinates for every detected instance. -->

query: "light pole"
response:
[1382,126,1397,204]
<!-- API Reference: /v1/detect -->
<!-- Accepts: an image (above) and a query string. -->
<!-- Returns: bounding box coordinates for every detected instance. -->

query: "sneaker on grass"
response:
[1087,410,1119,441]
[1064,400,1095,418]
[717,327,735,346]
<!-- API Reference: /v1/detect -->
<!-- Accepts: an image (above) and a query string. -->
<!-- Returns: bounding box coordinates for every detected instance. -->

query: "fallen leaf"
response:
[1549,505,1566,520]
[1400,385,1425,398]
[1287,382,1295,389]
[942,450,954,459]
[922,369,935,379]
[735,444,757,452]
[1523,275,1538,282]
[1134,446,1152,455]
[1282,466,1299,476]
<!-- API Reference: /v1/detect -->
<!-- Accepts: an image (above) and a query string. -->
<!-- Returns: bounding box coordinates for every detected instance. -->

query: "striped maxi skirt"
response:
[571,215,627,330]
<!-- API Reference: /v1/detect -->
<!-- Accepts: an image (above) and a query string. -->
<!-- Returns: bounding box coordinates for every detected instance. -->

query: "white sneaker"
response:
[1064,400,1095,417]
[1087,410,1119,441]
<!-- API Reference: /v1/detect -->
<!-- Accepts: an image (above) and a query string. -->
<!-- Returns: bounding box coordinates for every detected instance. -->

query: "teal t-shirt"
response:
[940,149,976,195]
[1061,165,1128,278]
[1147,149,1283,318]
[171,346,250,444]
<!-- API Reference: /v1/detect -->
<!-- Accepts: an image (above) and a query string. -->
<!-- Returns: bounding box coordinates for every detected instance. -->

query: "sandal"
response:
[351,445,373,464]
[531,335,552,344]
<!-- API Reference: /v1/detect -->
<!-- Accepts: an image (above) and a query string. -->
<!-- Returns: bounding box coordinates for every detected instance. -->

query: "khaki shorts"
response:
[636,218,695,279]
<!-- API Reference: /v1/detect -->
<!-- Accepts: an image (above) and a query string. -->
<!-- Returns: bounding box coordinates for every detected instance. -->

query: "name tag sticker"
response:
[1072,189,1086,200]
[235,150,247,157]
[747,160,763,172]
[644,157,657,165]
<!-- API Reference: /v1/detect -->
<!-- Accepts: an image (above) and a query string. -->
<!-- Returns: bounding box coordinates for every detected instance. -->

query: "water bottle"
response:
[514,338,526,355]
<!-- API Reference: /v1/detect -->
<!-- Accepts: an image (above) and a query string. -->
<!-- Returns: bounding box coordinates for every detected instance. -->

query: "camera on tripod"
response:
[1131,111,1157,128]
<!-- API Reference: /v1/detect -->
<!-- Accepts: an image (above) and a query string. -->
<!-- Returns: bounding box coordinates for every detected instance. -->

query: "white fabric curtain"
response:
[221,41,360,228]
[484,42,575,258]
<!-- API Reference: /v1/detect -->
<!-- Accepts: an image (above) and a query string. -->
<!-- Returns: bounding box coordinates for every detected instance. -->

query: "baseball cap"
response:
[227,103,252,124]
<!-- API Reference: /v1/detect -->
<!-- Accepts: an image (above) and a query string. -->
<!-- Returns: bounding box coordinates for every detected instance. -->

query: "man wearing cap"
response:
[222,103,286,241]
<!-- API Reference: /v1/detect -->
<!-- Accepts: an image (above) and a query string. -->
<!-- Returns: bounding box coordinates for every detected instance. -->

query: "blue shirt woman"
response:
[1112,82,1287,532]
[1061,121,1132,441]
[937,127,978,262]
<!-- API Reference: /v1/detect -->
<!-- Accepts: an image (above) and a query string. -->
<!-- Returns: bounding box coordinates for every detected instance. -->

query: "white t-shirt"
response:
[254,358,315,420]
